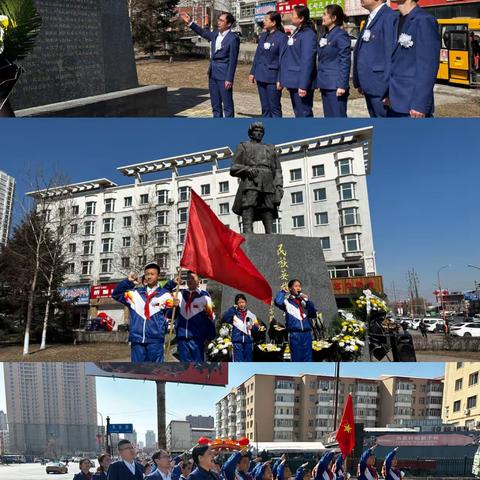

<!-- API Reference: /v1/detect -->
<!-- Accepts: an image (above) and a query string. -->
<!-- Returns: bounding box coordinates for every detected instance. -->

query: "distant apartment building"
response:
[216,373,444,442]
[145,430,156,449]
[186,415,215,428]
[0,170,15,250]
[442,362,480,429]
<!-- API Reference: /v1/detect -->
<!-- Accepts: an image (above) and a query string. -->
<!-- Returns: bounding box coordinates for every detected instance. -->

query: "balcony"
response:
[342,250,363,260]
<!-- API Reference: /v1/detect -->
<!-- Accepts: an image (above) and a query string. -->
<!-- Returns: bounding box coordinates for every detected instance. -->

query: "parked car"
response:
[421,318,444,332]
[450,323,480,337]
[46,461,68,474]
[411,318,422,330]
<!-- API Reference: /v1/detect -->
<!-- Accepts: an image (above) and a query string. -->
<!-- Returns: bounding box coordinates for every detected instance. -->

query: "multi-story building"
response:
[3,363,97,456]
[186,415,215,428]
[216,373,443,442]
[145,429,156,449]
[378,375,444,426]
[28,127,378,319]
[166,420,193,453]
[124,430,138,446]
[0,410,7,430]
[0,170,15,250]
[442,362,480,429]
[191,427,216,445]
[178,0,234,28]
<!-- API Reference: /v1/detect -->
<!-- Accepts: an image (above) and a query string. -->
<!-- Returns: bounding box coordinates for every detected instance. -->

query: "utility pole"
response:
[333,362,341,430]
[156,381,167,449]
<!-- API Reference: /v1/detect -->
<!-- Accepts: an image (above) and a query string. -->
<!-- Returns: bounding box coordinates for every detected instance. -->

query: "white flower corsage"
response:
[398,33,413,48]
[319,38,328,47]
[362,29,371,42]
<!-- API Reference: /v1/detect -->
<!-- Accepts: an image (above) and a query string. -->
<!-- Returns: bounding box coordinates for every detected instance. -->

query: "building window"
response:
[103,218,114,233]
[219,203,230,215]
[344,233,361,252]
[137,255,147,267]
[102,238,113,253]
[157,189,169,205]
[67,263,75,274]
[104,198,115,213]
[291,191,303,205]
[467,396,477,409]
[72,205,79,215]
[124,196,132,207]
[457,362,463,369]
[100,258,113,274]
[290,168,302,182]
[156,253,168,269]
[339,183,355,200]
[138,234,148,246]
[320,237,331,249]
[83,241,94,255]
[312,164,325,177]
[469,372,479,386]
[315,212,328,225]
[85,201,96,215]
[178,186,190,202]
[272,219,282,234]
[157,211,169,225]
[338,158,353,176]
[455,379,463,391]
[121,257,130,268]
[314,188,327,202]
[219,181,229,193]
[68,243,76,254]
[178,207,188,223]
[178,229,186,245]
[81,261,93,275]
[139,193,149,205]
[71,224,78,234]
[292,215,305,228]
[201,184,211,196]
[122,236,131,247]
[84,221,95,236]
[156,231,169,246]
[123,216,132,227]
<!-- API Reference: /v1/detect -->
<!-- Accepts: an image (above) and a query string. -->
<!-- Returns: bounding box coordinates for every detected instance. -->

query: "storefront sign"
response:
[90,283,118,300]
[377,433,474,447]
[255,2,278,22]
[331,275,384,295]
[344,0,368,16]
[277,0,306,14]
[59,285,90,305]
[308,0,345,18]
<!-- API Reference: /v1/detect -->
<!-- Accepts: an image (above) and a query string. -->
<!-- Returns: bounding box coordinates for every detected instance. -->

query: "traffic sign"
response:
[108,423,133,434]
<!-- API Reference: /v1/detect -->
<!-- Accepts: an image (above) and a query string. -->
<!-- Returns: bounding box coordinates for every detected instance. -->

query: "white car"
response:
[411,318,422,330]
[450,323,480,337]
[421,318,444,332]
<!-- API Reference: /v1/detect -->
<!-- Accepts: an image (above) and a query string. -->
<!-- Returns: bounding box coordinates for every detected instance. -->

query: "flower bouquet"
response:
[0,0,41,112]
[207,323,233,362]
[312,339,334,361]
[253,342,284,362]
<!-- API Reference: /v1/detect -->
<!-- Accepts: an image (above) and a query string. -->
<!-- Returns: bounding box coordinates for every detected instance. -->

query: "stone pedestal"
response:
[215,234,338,327]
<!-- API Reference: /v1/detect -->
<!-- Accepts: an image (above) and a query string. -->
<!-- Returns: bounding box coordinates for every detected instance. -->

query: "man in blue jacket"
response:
[190,444,221,480]
[385,0,440,117]
[353,0,398,117]
[112,263,176,363]
[107,440,143,480]
[180,11,240,118]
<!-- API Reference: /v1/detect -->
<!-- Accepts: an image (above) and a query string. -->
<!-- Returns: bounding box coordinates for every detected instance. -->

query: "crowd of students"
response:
[112,262,319,363]
[179,1,440,119]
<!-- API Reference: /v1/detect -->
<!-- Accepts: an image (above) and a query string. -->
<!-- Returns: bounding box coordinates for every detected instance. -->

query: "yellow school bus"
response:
[437,18,480,87]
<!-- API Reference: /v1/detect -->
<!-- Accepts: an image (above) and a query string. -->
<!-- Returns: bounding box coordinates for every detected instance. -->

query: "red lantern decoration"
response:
[198,437,210,445]
[238,437,250,446]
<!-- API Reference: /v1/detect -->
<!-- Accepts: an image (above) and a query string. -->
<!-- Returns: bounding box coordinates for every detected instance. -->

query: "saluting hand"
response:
[128,272,139,284]
[173,298,180,307]
[179,12,191,24]
[249,74,256,84]
[225,81,233,90]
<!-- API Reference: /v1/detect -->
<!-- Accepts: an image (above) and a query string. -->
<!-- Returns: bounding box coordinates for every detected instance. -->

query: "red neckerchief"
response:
[239,309,247,322]
[368,466,378,480]
[293,297,305,319]
[327,470,334,480]
[185,290,197,314]
[144,288,158,320]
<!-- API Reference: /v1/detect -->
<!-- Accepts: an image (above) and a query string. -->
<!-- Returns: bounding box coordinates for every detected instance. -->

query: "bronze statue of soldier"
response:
[230,122,284,234]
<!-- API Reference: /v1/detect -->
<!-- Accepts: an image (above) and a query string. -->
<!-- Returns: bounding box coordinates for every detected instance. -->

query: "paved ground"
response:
[0,463,82,480]
[137,57,480,118]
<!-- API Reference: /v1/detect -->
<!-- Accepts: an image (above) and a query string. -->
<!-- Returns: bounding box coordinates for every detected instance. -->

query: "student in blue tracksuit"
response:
[278,5,318,117]
[353,0,398,117]
[165,271,216,362]
[385,0,440,117]
[222,450,252,480]
[180,11,240,118]
[294,464,309,480]
[254,463,273,480]
[190,445,222,480]
[382,448,403,480]
[334,454,345,480]
[357,447,379,480]
[274,278,317,362]
[112,263,176,363]
[316,4,351,117]
[276,459,292,480]
[316,451,335,480]
[222,293,259,362]
[250,11,288,117]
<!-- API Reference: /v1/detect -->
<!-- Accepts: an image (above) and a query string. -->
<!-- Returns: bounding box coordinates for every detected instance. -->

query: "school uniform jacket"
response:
[316,451,336,480]
[358,449,378,480]
[279,27,318,90]
[388,6,440,115]
[353,5,398,97]
[251,30,288,84]
[316,26,351,91]
[190,22,240,83]
[274,290,316,333]
[383,450,402,480]
[222,306,259,343]
[112,279,177,344]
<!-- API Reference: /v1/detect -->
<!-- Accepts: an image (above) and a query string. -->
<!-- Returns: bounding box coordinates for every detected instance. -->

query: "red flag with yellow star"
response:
[336,393,355,458]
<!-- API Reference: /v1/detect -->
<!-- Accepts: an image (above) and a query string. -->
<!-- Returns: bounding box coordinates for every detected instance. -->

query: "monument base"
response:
[16,85,167,117]
[213,233,338,329]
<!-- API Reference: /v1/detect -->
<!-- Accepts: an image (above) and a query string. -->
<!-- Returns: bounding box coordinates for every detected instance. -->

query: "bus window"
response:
[450,31,468,50]
[441,24,467,49]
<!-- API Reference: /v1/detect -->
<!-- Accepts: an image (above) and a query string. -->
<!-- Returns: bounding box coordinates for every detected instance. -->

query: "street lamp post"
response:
[437,265,450,329]
[97,411,104,452]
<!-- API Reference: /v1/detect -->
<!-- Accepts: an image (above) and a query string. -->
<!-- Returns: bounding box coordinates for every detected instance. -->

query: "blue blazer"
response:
[106,460,144,480]
[73,473,93,480]
[251,30,288,84]
[316,26,351,90]
[190,22,240,83]
[279,27,318,90]
[353,5,398,97]
[388,6,440,115]
[190,467,222,480]
[92,472,107,480]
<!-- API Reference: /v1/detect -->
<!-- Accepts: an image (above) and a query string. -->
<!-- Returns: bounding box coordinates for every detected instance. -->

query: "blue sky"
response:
[0,362,446,439]
[0,118,479,301]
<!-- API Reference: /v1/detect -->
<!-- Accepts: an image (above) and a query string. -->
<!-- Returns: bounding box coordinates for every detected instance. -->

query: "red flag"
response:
[336,393,355,458]
[180,189,272,304]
